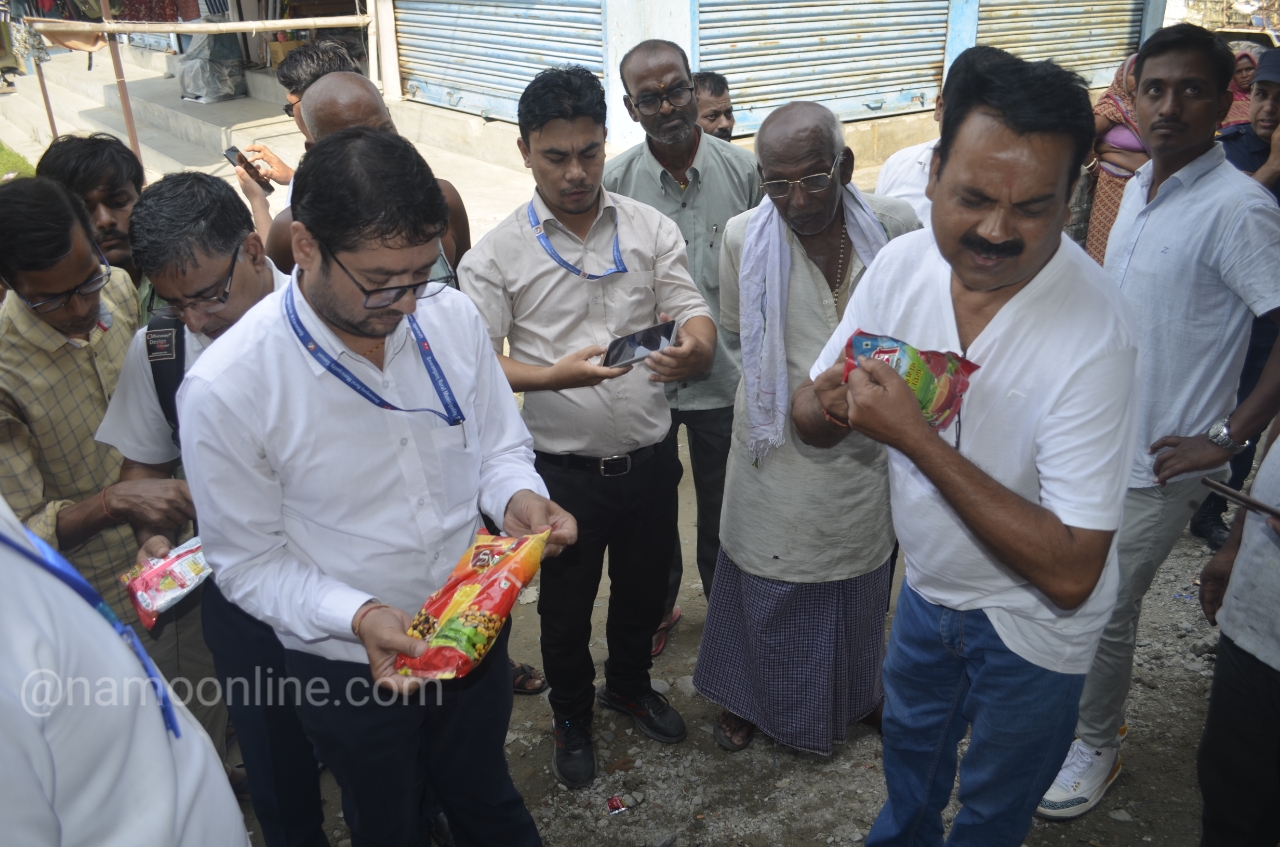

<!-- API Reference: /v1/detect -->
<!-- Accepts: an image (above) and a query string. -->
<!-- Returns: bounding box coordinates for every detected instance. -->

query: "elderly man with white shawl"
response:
[693,102,919,754]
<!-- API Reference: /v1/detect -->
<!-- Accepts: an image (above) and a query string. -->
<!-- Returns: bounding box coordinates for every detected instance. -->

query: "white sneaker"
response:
[1036,739,1121,819]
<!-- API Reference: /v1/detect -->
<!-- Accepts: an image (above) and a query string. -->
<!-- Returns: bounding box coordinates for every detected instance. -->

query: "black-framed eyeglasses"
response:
[12,243,114,314]
[149,244,240,320]
[760,151,844,200]
[283,101,296,118]
[631,85,695,116]
[322,241,456,309]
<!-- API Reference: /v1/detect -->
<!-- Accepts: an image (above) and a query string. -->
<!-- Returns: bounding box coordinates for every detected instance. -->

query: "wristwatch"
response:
[1207,416,1249,455]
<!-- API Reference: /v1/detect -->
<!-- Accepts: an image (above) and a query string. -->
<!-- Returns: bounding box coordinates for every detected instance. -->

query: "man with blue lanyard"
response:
[179,127,573,846]
[459,66,717,789]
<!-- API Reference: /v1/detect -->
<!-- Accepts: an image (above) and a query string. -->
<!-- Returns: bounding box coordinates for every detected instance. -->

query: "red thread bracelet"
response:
[353,603,390,637]
[100,487,121,523]
[822,409,852,429]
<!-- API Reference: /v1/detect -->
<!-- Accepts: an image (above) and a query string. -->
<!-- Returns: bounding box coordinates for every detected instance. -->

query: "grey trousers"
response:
[1075,477,1210,749]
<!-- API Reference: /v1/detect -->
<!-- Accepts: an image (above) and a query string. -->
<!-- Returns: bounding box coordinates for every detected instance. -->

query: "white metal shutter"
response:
[697,1,951,134]
[976,0,1145,89]
[393,0,604,122]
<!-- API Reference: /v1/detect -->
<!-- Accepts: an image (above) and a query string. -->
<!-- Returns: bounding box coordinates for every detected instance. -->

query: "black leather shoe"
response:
[597,686,687,743]
[551,713,596,788]
[427,810,455,847]
[1204,523,1231,552]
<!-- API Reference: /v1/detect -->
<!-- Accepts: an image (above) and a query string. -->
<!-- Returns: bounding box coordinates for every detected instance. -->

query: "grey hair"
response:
[129,172,252,277]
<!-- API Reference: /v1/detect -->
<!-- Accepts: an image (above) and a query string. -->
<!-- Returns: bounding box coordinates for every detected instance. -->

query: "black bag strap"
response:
[145,315,186,449]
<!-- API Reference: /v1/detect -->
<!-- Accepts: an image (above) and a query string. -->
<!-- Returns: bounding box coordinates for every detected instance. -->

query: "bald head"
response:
[301,72,395,142]
[755,101,844,169]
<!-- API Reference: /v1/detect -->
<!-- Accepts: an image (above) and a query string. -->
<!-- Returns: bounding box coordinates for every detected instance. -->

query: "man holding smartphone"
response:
[459,66,715,789]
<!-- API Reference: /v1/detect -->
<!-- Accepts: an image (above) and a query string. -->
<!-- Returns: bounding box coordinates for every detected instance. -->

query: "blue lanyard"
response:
[0,528,181,737]
[526,201,628,280]
[285,285,465,426]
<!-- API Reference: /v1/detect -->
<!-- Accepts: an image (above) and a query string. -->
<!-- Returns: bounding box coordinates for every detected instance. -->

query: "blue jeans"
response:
[868,584,1086,846]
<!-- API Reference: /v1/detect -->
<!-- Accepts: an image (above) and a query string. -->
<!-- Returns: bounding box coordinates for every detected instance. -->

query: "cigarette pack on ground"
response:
[396,530,549,680]
[117,537,212,630]
[843,330,978,431]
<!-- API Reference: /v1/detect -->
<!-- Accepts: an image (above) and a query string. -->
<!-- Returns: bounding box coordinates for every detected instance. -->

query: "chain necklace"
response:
[830,220,847,293]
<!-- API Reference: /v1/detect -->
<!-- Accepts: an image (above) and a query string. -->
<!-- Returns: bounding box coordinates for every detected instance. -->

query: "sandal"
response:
[651,605,682,657]
[713,710,755,753]
[511,660,546,696]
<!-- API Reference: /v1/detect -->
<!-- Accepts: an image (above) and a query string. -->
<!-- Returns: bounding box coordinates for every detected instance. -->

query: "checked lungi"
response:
[693,549,891,755]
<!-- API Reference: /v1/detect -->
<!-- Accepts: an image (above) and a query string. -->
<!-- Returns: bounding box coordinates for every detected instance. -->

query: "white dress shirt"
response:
[459,189,713,457]
[96,259,290,464]
[875,138,937,223]
[1105,143,1280,488]
[177,274,547,663]
[0,496,249,847]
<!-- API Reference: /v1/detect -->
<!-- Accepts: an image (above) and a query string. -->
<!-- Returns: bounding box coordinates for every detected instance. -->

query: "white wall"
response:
[601,0,694,150]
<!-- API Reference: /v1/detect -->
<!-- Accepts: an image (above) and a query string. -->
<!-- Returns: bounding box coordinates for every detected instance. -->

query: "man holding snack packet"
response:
[93,172,315,846]
[180,128,572,846]
[799,49,1139,843]
[459,65,715,789]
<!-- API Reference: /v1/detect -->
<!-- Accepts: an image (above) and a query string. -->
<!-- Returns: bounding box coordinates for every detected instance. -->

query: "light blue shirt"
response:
[1219,442,1280,672]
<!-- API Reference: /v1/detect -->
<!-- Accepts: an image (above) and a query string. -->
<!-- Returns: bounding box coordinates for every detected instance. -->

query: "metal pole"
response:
[98,0,144,170]
[33,61,58,139]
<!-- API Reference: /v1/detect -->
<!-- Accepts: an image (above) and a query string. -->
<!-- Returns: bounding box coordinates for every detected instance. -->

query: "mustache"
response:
[960,232,1024,259]
[560,183,595,196]
[95,228,129,245]
[1150,119,1187,132]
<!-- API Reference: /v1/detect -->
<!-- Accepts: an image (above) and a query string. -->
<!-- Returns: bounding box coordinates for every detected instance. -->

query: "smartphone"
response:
[223,147,274,196]
[603,320,676,369]
[1202,478,1280,520]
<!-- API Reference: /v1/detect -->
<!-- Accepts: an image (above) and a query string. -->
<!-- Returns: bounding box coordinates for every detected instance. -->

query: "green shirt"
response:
[604,129,762,411]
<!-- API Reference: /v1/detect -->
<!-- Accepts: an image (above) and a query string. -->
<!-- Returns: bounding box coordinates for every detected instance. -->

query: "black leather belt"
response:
[535,444,657,477]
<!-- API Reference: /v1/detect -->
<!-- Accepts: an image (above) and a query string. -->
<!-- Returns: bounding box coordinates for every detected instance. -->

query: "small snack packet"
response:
[842,330,979,430]
[118,536,212,629]
[396,530,549,680]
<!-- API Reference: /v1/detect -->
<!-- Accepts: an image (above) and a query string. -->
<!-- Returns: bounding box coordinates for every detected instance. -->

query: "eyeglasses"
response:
[149,244,239,320]
[760,152,844,200]
[631,85,695,117]
[283,101,296,118]
[323,241,456,309]
[13,244,114,314]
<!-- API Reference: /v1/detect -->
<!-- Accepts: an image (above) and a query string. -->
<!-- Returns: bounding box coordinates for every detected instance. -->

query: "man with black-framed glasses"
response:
[0,177,196,648]
[604,39,761,657]
[179,128,568,846]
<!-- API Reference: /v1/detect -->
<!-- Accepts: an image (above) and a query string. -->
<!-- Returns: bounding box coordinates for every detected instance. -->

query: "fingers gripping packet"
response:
[842,330,978,431]
[117,537,212,630]
[395,530,550,680]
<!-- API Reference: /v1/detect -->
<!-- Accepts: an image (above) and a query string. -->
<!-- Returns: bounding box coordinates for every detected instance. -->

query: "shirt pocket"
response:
[604,271,658,337]
[426,420,481,512]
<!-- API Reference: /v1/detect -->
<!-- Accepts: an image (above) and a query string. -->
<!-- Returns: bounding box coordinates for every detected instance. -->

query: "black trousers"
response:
[1198,634,1280,847]
[202,580,327,847]
[286,624,540,847]
[536,446,681,719]
[660,406,733,610]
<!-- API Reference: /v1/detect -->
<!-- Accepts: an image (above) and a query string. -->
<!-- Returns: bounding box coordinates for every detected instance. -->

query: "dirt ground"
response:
[234,433,1221,847]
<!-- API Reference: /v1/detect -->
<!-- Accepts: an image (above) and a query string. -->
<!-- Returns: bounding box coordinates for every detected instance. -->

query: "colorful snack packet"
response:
[842,330,979,431]
[396,530,550,680]
[118,536,212,630]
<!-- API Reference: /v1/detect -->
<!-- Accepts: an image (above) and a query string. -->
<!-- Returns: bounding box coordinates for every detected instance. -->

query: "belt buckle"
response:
[598,454,631,476]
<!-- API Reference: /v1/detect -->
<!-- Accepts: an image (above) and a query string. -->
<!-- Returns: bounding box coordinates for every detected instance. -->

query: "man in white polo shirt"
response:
[800,49,1138,844]
[94,172,309,847]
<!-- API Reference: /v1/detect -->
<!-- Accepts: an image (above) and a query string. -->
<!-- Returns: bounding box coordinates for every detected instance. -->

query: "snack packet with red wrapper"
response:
[842,330,978,431]
[395,530,549,680]
[117,537,212,630]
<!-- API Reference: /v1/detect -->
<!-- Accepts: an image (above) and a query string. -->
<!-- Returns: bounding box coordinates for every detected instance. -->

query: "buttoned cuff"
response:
[315,583,378,641]
[27,500,75,550]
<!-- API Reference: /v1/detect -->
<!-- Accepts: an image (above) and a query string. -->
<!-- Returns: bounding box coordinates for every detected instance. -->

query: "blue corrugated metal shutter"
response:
[976,1,1144,89]
[394,0,604,123]
[697,1,950,134]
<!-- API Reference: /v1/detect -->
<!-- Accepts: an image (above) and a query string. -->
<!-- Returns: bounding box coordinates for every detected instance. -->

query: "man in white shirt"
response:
[0,494,249,847]
[94,172,312,847]
[1041,24,1280,819]
[180,127,574,846]
[875,46,1008,224]
[802,49,1138,844]
[459,65,716,789]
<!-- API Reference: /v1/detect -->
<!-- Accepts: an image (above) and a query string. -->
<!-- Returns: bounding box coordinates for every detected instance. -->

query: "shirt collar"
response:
[1135,141,1227,200]
[3,264,116,354]
[285,269,410,378]
[530,187,617,240]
